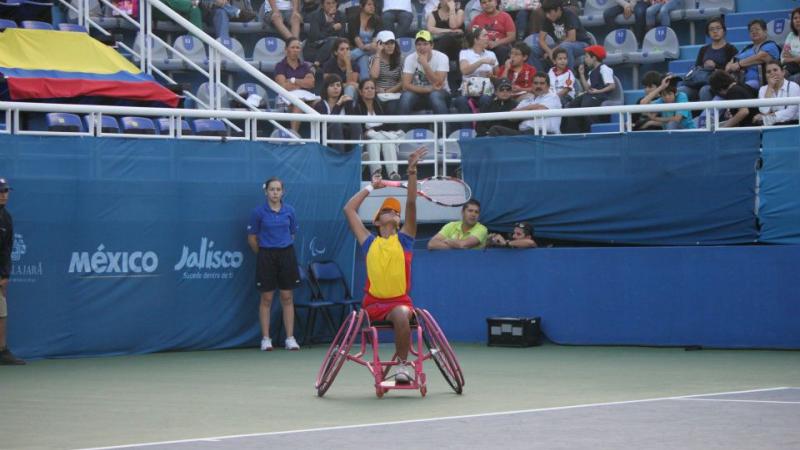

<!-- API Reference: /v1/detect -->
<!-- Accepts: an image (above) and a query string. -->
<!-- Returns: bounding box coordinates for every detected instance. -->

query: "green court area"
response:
[2,344,799,450]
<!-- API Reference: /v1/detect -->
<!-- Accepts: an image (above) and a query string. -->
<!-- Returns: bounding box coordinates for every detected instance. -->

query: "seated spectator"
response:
[645,0,681,30]
[304,0,348,67]
[428,0,466,61]
[157,0,203,31]
[382,0,414,37]
[323,38,361,99]
[754,61,800,126]
[547,47,575,106]
[725,19,781,92]
[781,7,800,84]
[369,30,404,114]
[427,199,488,249]
[274,37,318,133]
[531,0,591,73]
[262,0,302,39]
[471,0,516,64]
[199,0,256,39]
[498,41,538,99]
[314,74,360,151]
[353,79,405,179]
[639,75,696,130]
[350,0,382,81]
[398,30,451,124]
[633,70,665,130]
[679,17,739,102]
[708,70,758,128]
[487,222,538,248]
[488,73,561,135]
[561,45,615,134]
[603,0,647,43]
[454,27,499,119]
[475,78,519,136]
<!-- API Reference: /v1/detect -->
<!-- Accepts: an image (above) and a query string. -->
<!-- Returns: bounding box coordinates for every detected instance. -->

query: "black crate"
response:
[487,317,542,347]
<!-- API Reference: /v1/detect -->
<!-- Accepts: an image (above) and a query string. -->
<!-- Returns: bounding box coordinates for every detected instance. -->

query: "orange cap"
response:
[374,197,401,222]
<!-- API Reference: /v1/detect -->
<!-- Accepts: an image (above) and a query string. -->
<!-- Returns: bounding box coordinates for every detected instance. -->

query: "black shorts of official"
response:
[256,246,300,292]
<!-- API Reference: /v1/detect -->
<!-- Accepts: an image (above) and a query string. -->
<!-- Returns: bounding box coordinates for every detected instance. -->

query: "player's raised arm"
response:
[401,147,427,238]
[344,173,384,245]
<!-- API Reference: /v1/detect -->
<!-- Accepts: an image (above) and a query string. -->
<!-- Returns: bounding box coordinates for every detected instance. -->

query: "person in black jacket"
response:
[476,78,519,137]
[0,178,24,365]
[303,0,349,67]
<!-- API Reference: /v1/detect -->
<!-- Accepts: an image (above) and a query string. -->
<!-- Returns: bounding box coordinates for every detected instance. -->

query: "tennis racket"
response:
[382,176,472,207]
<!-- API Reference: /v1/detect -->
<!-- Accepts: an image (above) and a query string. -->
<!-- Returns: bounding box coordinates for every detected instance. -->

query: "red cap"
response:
[584,45,607,61]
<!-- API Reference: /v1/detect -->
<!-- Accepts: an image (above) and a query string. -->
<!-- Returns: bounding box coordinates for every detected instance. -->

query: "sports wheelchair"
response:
[315,307,464,398]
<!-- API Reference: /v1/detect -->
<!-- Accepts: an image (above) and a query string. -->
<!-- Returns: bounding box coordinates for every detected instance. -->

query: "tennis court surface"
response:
[2,344,799,450]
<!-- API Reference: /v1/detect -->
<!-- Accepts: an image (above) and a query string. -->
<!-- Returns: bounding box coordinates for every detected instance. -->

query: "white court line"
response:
[75,386,793,450]
[679,398,800,405]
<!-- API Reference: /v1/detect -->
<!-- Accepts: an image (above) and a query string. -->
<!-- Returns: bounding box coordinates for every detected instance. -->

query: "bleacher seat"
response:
[398,37,414,59]
[235,83,269,109]
[767,18,790,45]
[192,119,227,137]
[228,11,262,34]
[628,26,679,64]
[586,30,599,46]
[214,36,246,71]
[443,128,476,161]
[155,118,192,135]
[523,33,556,52]
[601,75,625,107]
[166,35,207,71]
[21,20,52,29]
[683,0,735,21]
[270,128,301,142]
[58,23,87,32]
[132,32,172,68]
[251,37,284,73]
[603,29,638,65]
[120,116,156,135]
[195,82,232,109]
[84,115,120,134]
[45,113,83,132]
[580,0,614,27]
[398,129,436,161]
[0,18,16,30]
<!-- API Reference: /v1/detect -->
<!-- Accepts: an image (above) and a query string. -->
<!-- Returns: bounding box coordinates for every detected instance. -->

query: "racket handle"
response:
[382,180,404,187]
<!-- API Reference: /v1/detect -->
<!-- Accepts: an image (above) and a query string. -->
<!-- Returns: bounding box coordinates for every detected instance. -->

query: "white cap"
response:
[375,30,396,43]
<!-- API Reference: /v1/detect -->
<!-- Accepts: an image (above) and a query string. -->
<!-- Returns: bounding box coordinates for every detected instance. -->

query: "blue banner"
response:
[0,136,359,358]
[759,127,800,244]
[460,131,761,245]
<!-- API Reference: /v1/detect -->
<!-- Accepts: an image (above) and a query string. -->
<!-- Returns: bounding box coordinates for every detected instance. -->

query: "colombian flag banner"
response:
[0,28,179,107]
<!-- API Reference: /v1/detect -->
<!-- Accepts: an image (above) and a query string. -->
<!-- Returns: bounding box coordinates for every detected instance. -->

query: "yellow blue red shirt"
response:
[361,231,414,306]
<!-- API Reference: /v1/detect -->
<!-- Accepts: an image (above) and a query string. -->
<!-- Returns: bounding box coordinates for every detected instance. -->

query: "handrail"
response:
[146,0,318,116]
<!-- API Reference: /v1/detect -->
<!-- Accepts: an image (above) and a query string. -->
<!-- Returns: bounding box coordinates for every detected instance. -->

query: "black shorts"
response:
[256,246,300,292]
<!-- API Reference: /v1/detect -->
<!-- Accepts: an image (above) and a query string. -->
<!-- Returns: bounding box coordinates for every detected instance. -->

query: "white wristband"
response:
[364,185,374,193]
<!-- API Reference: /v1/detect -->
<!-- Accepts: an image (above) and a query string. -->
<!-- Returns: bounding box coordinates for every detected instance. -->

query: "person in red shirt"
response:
[470,0,516,64]
[497,41,537,98]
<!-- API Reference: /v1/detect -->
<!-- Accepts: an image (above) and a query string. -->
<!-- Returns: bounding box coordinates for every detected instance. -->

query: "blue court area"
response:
[77,387,800,450]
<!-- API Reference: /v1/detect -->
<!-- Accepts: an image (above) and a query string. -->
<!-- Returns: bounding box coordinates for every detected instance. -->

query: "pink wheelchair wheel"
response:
[315,310,363,397]
[416,308,464,394]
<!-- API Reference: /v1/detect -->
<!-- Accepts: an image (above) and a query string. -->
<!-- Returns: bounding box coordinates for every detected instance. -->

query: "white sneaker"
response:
[285,336,300,351]
[260,337,273,351]
[395,363,413,384]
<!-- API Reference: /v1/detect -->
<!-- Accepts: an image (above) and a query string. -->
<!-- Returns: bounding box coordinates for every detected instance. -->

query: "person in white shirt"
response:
[263,0,301,39]
[382,0,415,38]
[754,61,800,126]
[488,73,562,135]
[398,30,451,125]
[454,27,499,118]
[547,47,576,106]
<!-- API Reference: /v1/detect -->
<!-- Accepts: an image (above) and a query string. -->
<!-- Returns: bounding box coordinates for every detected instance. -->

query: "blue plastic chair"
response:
[45,112,83,132]
[120,116,156,135]
[58,23,87,33]
[21,20,53,30]
[0,18,17,30]
[155,118,192,136]
[192,119,227,137]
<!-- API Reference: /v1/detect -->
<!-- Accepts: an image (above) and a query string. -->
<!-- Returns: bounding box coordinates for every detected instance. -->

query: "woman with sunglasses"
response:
[369,30,404,115]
